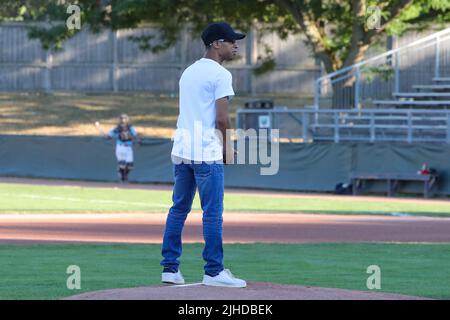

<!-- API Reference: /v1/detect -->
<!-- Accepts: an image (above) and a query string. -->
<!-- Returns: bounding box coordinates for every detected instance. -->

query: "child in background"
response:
[107,114,141,182]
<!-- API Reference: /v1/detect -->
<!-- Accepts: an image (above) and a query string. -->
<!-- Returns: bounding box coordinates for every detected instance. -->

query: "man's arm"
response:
[216,96,233,164]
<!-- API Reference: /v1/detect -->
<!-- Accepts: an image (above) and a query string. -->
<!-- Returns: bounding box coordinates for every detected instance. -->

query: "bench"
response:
[373,100,450,108]
[412,84,450,92]
[392,92,450,99]
[350,172,438,198]
[433,77,450,83]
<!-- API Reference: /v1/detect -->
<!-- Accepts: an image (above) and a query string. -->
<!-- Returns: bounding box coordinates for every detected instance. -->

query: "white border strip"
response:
[169,283,203,288]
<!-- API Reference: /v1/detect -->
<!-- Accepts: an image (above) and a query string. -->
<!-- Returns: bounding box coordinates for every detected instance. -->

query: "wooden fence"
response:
[1,22,446,96]
[0,22,320,95]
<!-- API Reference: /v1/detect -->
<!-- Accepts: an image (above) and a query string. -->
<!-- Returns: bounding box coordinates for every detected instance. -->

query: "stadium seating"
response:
[374,78,450,109]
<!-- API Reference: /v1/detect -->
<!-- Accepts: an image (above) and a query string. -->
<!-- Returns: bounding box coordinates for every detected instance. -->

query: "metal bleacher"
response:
[314,28,450,111]
[374,77,450,108]
[433,77,450,83]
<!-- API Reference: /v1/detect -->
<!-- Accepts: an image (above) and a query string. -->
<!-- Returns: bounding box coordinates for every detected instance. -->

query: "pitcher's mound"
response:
[64,282,428,300]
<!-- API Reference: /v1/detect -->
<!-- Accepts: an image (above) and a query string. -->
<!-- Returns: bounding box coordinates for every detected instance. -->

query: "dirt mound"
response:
[64,282,428,300]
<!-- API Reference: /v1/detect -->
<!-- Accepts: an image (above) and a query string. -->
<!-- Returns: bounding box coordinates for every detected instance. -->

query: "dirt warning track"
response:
[1,212,450,244]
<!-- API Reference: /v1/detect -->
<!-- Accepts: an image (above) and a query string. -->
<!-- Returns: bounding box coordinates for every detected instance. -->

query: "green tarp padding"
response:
[0,135,448,195]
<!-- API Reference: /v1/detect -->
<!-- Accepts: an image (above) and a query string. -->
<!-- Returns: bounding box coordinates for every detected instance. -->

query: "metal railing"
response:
[236,108,450,144]
[314,28,450,109]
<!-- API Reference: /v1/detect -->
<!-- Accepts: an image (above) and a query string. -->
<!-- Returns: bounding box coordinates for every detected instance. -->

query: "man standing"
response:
[160,22,246,288]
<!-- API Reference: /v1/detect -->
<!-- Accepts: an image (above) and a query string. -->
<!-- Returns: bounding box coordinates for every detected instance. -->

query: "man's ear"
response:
[210,40,221,49]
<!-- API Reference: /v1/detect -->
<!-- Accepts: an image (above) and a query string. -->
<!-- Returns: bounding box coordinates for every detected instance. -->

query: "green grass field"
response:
[0,243,449,300]
[1,182,450,216]
[1,182,449,300]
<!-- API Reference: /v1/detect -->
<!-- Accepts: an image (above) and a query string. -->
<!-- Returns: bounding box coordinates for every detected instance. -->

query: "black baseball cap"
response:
[201,22,246,46]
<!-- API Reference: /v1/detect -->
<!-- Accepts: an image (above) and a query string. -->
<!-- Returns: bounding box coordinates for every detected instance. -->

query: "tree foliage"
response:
[1,0,448,73]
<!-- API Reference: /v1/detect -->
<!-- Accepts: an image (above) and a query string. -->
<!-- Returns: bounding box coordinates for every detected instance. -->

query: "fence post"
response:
[314,79,321,109]
[245,28,255,95]
[268,110,273,141]
[394,51,400,93]
[435,35,441,79]
[44,49,52,93]
[354,67,361,109]
[180,29,188,72]
[111,30,118,92]
[370,112,375,142]
[302,112,309,142]
[236,110,242,130]
[334,111,340,143]
[407,111,413,144]
[251,28,259,96]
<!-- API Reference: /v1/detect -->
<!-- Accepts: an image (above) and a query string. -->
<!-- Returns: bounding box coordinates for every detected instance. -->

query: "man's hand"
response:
[216,96,232,164]
[223,147,238,165]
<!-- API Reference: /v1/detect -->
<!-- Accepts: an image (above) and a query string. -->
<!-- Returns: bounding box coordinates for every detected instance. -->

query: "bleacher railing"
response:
[314,28,450,109]
[236,108,450,144]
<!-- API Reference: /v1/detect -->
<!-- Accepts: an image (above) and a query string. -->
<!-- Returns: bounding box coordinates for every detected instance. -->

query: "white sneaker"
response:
[202,269,247,288]
[161,270,185,285]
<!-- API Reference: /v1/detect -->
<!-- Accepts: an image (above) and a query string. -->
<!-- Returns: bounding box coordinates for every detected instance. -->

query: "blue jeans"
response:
[161,159,224,276]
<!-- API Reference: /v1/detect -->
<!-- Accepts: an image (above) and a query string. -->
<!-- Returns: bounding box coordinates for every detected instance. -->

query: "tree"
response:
[1,0,449,74]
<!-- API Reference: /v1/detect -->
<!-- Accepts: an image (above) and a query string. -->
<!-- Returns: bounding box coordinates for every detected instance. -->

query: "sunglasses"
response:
[210,39,236,46]
[219,39,236,44]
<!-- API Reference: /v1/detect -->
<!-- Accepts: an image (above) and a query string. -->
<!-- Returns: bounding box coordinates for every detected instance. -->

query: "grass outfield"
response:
[1,183,450,216]
[0,243,449,299]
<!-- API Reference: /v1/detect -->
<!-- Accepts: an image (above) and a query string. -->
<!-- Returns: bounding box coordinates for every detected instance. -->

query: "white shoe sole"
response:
[162,280,185,285]
[161,274,185,285]
[202,280,246,288]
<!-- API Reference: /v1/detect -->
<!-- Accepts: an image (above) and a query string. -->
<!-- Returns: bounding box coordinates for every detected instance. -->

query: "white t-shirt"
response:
[171,58,235,162]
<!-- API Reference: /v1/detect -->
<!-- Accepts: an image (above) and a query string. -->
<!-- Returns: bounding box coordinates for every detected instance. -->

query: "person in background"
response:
[106,114,141,182]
